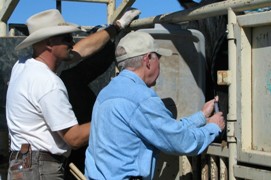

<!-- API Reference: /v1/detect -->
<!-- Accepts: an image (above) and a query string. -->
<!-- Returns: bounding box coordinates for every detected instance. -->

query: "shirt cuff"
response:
[204,122,221,136]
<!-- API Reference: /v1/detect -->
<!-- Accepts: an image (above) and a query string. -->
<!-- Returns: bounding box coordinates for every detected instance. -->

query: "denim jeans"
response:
[8,151,66,180]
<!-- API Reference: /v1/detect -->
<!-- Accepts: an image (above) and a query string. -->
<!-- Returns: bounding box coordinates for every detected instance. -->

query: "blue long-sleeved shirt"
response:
[85,70,220,180]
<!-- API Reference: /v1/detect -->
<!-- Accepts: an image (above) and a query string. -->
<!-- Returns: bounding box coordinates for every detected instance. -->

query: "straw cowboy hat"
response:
[15,9,81,50]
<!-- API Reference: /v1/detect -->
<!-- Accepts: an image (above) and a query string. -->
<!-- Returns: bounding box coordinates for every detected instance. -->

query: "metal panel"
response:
[252,25,271,153]
[235,11,271,168]
[234,165,271,180]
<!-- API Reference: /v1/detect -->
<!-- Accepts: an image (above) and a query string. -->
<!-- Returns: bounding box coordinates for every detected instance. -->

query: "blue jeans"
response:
[8,151,66,180]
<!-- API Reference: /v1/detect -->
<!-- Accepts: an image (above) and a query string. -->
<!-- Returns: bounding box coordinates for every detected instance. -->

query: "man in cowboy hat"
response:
[85,31,225,179]
[6,8,140,180]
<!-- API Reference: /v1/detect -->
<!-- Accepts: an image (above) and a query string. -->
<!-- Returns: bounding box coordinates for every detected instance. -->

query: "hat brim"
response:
[156,48,172,57]
[15,25,81,50]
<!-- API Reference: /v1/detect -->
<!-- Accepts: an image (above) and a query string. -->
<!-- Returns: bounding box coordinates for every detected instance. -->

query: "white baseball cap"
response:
[116,31,172,62]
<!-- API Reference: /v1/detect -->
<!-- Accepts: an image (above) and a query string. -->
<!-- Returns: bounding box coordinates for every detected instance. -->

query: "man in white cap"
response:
[6,8,140,180]
[85,31,225,180]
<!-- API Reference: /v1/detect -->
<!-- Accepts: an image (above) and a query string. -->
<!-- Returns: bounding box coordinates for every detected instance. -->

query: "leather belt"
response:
[10,151,66,163]
[129,176,142,180]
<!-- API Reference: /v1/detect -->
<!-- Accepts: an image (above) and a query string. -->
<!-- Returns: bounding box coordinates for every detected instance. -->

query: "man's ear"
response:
[143,53,151,69]
[45,39,53,51]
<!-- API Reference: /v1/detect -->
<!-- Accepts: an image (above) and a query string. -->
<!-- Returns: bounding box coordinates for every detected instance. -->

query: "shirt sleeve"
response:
[129,96,221,156]
[39,88,78,131]
[179,111,206,128]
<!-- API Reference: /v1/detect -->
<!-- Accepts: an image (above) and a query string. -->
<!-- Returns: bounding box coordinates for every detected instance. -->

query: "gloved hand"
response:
[116,8,141,29]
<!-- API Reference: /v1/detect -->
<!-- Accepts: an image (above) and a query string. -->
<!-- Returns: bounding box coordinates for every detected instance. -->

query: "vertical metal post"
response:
[179,156,192,178]
[107,0,115,24]
[56,0,62,13]
[0,21,6,36]
[220,157,228,180]
[227,8,237,180]
[201,155,209,180]
[9,26,15,36]
[210,156,218,180]
[0,0,7,36]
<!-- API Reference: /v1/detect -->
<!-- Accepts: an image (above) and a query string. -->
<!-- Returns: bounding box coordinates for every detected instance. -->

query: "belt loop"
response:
[35,151,40,162]
[9,151,20,161]
[15,151,19,159]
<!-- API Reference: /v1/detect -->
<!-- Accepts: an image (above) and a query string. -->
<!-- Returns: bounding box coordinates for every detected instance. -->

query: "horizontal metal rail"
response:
[129,0,271,28]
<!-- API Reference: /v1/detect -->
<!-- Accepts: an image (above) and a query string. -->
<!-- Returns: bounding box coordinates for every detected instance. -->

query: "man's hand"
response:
[116,8,141,29]
[202,96,219,118]
[207,112,225,131]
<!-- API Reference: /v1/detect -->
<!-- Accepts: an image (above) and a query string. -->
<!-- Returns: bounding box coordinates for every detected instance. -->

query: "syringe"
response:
[214,100,219,113]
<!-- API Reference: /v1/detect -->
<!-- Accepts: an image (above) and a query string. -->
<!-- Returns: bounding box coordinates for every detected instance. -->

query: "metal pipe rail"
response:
[129,0,271,29]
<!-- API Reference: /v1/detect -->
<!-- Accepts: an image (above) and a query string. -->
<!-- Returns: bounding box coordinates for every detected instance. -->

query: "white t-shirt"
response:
[6,58,78,156]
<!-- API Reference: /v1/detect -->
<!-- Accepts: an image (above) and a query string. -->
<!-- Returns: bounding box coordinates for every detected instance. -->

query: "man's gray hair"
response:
[115,46,143,71]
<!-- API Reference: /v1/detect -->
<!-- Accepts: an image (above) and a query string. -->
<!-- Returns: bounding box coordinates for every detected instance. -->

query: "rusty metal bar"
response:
[0,0,19,22]
[109,0,136,23]
[220,157,228,180]
[201,155,209,180]
[210,156,218,180]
